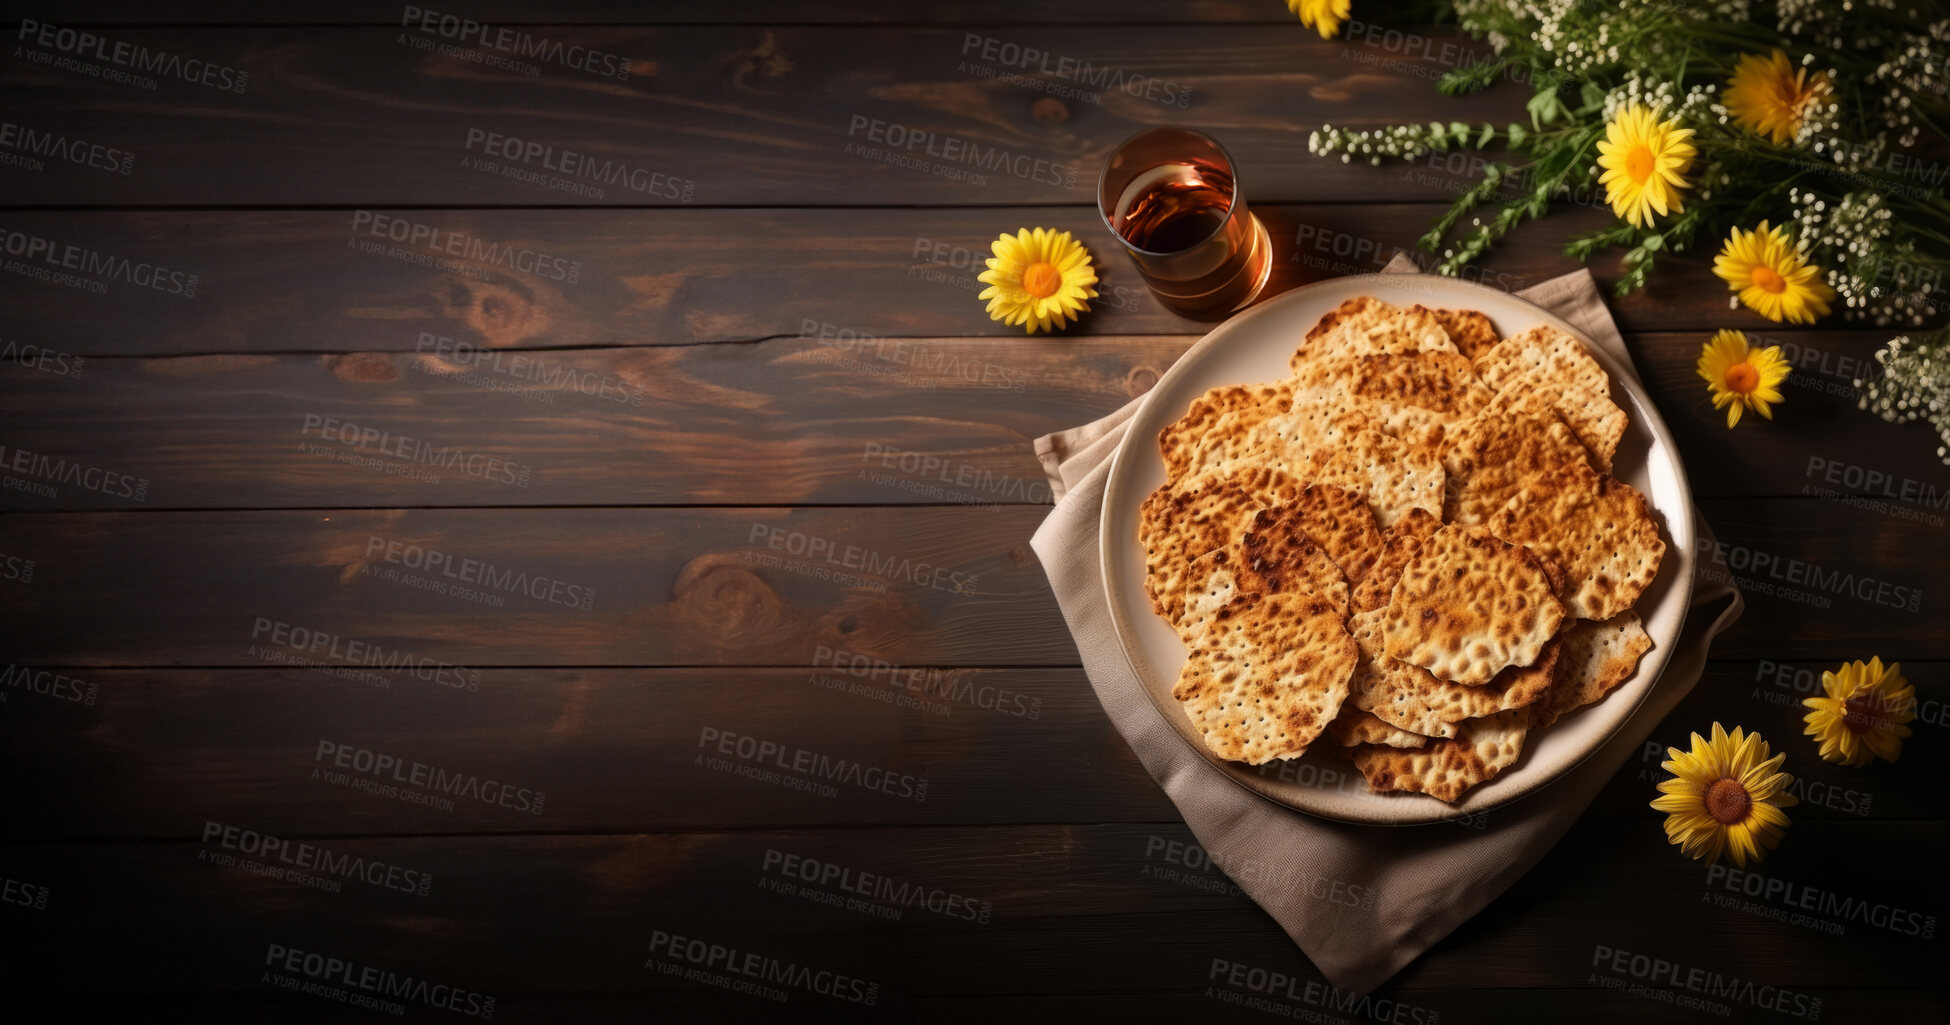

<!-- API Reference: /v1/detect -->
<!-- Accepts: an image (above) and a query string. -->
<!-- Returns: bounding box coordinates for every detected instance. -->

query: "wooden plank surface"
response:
[3,332,1943,510]
[0,25,1518,207]
[0,2,1301,25]
[0,206,1850,355]
[3,665,1944,839]
[1,820,1943,1002]
[5,4,1947,1020]
[2,991,1935,1025]
[0,501,1943,666]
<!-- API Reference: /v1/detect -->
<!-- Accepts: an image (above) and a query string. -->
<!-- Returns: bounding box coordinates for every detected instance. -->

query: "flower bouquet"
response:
[1302,0,1950,458]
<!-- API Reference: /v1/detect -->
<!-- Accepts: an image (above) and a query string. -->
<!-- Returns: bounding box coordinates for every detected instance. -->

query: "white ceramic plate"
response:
[1100,273,1696,825]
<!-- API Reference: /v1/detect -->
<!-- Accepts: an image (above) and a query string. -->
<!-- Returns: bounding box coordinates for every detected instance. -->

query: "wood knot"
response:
[672,555,793,648]
[1032,98,1068,124]
[814,596,924,654]
[436,278,548,347]
[1126,366,1160,397]
[741,31,794,80]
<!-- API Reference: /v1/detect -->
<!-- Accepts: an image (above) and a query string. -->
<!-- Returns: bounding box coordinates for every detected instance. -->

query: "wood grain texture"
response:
[0,821,1943,1007]
[0,506,1064,667]
[2,333,1943,511]
[0,25,1520,207]
[0,2,1303,25]
[6,992,1940,1025]
[3,664,1942,839]
[0,206,1856,357]
[5,4,1948,1018]
[0,501,1943,665]
[0,667,1165,837]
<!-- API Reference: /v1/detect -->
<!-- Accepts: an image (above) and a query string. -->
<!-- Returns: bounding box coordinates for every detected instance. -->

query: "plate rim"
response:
[1097,272,1698,826]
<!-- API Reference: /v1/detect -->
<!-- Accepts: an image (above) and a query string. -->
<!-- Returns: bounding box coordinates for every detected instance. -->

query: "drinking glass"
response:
[1097,126,1272,317]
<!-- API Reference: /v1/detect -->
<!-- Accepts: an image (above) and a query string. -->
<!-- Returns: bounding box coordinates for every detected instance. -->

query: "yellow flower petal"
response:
[1286,0,1350,37]
[1713,221,1835,324]
[1697,329,1795,429]
[1726,50,1834,146]
[1597,104,1694,229]
[975,227,1098,334]
[1803,657,1913,765]
[1650,723,1796,867]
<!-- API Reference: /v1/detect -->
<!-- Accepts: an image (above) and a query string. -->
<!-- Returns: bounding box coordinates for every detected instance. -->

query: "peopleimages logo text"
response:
[845,115,1078,187]
[251,617,480,691]
[415,331,643,406]
[315,739,546,814]
[462,129,692,200]
[748,524,979,595]
[648,929,879,1006]
[760,848,994,924]
[1695,536,1922,612]
[1705,864,1936,938]
[204,820,433,896]
[698,727,929,802]
[0,227,198,297]
[400,6,632,80]
[0,443,150,500]
[1591,945,1821,1019]
[364,535,596,611]
[300,414,533,487]
[16,20,248,92]
[0,121,134,174]
[0,664,99,706]
[264,943,494,1017]
[348,211,581,283]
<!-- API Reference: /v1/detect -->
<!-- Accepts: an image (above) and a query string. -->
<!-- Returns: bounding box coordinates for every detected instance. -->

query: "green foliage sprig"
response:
[1308,0,1950,461]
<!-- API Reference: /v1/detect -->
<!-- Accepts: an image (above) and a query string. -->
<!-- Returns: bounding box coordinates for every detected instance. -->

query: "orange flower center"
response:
[1021,262,1063,298]
[1624,144,1656,185]
[1705,777,1752,825]
[1750,265,1787,294]
[1722,361,1760,393]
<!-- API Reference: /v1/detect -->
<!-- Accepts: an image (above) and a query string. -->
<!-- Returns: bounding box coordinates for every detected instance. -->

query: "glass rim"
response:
[1096,125,1242,259]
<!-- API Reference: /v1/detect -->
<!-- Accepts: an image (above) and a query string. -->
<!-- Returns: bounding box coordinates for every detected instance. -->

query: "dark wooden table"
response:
[2,3,1945,1020]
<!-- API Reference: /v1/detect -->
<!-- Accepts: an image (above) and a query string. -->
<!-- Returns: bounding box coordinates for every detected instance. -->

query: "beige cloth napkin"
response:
[1029,255,1743,993]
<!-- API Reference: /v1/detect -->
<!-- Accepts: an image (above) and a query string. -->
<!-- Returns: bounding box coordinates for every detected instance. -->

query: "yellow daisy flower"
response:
[1696,329,1790,428]
[977,227,1098,335]
[1594,103,1696,229]
[1287,0,1351,38]
[1803,657,1915,767]
[1651,723,1797,868]
[1711,220,1836,324]
[1725,50,1834,145]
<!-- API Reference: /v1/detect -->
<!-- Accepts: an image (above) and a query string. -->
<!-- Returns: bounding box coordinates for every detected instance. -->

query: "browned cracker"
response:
[1327,706,1430,749]
[1428,307,1502,360]
[1439,403,1593,525]
[1381,525,1565,686]
[1172,593,1357,764]
[1254,484,1386,585]
[1353,609,1561,738]
[1485,462,1666,621]
[1349,707,1531,802]
[1158,380,1293,481]
[1532,611,1655,728]
[1139,468,1299,626]
[1472,325,1628,470]
[1351,528,1423,612]
[1290,297,1456,372]
[1176,531,1349,644]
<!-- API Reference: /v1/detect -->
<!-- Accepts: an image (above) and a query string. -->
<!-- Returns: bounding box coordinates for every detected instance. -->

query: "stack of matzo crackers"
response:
[1141,297,1667,803]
